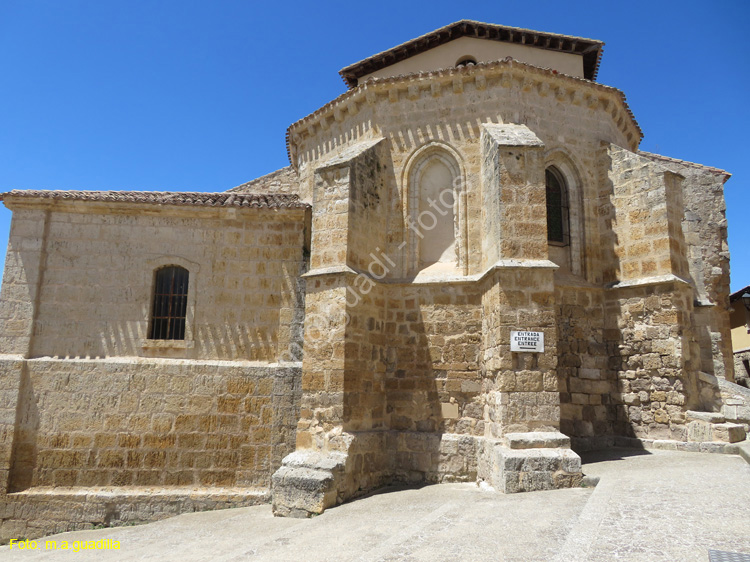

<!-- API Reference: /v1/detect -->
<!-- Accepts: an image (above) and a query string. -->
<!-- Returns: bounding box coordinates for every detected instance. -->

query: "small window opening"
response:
[546,167,570,245]
[456,56,477,68]
[149,266,189,340]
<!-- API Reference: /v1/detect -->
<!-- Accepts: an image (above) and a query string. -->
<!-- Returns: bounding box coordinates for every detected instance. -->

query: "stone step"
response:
[686,410,725,423]
[271,451,348,518]
[504,431,571,450]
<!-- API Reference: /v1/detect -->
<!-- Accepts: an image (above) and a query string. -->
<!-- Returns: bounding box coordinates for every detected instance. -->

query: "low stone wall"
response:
[0,487,268,543]
[0,357,301,491]
[570,435,743,455]
[0,357,301,541]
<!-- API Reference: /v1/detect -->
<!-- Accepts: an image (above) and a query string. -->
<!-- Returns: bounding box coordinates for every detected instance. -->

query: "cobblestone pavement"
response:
[2,449,749,561]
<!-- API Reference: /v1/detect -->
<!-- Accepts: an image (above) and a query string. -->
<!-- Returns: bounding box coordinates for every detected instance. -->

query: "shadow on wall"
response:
[8,363,39,492]
[384,283,482,483]
[561,146,723,450]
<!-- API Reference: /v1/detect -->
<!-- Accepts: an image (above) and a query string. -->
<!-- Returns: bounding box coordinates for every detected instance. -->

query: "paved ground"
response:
[2,449,749,561]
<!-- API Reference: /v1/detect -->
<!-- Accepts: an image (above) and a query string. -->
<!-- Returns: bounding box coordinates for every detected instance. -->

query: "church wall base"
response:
[0,487,268,544]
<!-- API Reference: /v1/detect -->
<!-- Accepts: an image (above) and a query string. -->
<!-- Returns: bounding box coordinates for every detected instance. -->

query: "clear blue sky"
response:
[0,1,747,291]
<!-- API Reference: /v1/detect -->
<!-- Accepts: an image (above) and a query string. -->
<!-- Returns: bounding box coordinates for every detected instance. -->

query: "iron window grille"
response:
[149,266,189,340]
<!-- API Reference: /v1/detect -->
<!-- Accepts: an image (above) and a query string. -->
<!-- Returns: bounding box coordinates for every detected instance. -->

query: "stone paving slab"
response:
[1,449,749,561]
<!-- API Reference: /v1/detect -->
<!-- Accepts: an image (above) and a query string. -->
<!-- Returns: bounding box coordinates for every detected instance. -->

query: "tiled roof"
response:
[638,151,731,179]
[0,190,309,209]
[339,20,604,87]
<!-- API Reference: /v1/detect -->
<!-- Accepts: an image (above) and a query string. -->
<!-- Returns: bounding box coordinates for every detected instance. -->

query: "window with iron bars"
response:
[149,266,189,340]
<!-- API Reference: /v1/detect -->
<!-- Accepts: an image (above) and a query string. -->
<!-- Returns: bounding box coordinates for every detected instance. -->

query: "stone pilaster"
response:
[477,123,580,492]
[601,144,718,440]
[273,139,390,516]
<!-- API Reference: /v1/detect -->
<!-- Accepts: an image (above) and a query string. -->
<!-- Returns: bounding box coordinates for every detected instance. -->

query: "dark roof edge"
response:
[339,20,604,86]
[731,285,750,302]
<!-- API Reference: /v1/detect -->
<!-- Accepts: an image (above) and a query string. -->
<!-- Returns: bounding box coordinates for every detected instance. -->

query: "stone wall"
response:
[640,152,734,382]
[0,358,301,491]
[229,166,299,195]
[735,350,750,386]
[385,282,483,437]
[0,202,309,362]
[605,282,705,441]
[604,145,688,283]
[481,267,560,438]
[1,488,268,543]
[556,282,615,439]
[0,199,309,538]
[292,61,637,280]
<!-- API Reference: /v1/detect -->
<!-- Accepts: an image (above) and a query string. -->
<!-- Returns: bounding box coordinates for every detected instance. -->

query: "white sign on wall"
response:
[510,331,544,353]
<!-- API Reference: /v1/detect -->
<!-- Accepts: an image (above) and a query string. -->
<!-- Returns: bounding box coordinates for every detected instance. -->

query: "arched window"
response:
[455,56,477,67]
[149,266,189,340]
[546,166,569,245]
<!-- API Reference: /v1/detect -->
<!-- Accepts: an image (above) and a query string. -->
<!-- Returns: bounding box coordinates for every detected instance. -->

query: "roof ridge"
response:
[339,20,604,87]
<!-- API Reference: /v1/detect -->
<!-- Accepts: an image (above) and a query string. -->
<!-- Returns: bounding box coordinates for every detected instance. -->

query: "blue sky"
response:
[0,0,747,291]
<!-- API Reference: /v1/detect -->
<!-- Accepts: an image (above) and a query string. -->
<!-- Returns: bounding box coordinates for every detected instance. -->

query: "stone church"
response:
[0,20,745,536]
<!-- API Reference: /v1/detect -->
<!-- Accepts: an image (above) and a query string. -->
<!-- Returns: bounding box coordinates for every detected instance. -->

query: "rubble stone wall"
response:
[640,153,734,382]
[556,284,615,438]
[605,282,702,441]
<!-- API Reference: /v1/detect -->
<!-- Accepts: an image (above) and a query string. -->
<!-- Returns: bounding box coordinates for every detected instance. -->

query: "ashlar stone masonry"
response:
[0,20,744,537]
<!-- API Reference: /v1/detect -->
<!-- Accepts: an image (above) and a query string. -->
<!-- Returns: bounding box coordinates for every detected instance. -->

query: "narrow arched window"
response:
[149,266,189,340]
[546,167,569,244]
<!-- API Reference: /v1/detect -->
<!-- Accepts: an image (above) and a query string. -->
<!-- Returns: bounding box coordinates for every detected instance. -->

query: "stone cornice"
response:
[286,57,643,166]
[302,258,558,285]
[638,151,731,181]
[606,274,691,290]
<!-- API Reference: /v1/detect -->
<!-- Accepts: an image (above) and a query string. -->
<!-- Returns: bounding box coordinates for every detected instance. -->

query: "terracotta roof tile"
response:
[0,190,310,209]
